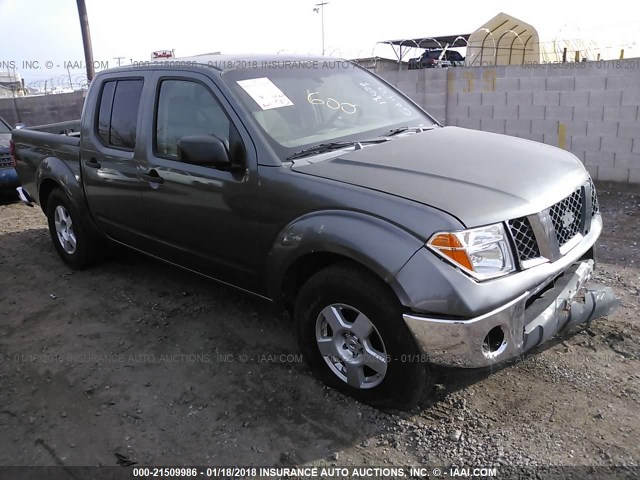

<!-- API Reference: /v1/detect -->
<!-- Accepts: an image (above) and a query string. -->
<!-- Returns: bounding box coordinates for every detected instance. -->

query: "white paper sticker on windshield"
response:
[237,77,294,110]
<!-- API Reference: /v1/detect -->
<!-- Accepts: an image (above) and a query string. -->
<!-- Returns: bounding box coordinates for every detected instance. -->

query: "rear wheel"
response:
[295,263,431,409]
[46,188,103,269]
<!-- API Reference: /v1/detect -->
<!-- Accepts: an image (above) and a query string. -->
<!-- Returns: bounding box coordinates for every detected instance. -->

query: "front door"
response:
[137,72,260,291]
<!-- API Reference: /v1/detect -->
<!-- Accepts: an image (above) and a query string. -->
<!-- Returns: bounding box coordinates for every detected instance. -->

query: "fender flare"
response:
[267,209,426,307]
[37,156,82,205]
[36,157,101,237]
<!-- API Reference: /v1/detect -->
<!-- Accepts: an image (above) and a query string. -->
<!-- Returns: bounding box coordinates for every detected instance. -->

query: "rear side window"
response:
[96,79,143,149]
[97,81,115,142]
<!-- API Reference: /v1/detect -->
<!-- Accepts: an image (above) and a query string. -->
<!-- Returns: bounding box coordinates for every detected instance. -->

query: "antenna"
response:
[313,2,329,56]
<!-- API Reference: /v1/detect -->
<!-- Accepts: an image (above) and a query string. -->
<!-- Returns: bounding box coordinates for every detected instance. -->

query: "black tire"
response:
[45,188,104,269]
[295,262,431,410]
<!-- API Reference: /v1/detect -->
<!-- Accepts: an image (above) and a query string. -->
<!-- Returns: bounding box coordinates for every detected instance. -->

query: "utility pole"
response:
[67,66,74,89]
[113,56,126,67]
[313,2,329,56]
[76,0,95,81]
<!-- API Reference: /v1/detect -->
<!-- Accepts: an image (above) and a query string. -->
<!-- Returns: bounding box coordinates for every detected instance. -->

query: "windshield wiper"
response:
[286,139,388,161]
[385,125,437,137]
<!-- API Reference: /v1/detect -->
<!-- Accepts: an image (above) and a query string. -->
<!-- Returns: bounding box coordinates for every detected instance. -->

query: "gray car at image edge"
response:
[11,55,619,409]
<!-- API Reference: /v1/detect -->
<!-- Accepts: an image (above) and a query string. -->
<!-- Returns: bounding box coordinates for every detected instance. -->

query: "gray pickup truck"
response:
[12,55,617,409]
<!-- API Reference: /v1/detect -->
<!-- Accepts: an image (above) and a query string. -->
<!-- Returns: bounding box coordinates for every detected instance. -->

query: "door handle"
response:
[142,169,164,184]
[85,158,101,169]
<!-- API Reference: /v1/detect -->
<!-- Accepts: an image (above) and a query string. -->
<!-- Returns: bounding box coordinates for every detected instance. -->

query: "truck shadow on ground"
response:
[0,225,623,466]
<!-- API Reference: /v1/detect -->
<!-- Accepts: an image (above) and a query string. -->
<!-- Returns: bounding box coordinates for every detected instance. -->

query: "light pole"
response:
[313,2,329,56]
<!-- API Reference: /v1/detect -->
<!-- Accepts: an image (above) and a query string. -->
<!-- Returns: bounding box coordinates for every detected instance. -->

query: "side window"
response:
[97,81,115,143]
[155,79,231,159]
[96,79,143,150]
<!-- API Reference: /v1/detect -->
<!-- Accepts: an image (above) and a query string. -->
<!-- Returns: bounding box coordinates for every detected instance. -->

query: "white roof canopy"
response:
[466,12,540,66]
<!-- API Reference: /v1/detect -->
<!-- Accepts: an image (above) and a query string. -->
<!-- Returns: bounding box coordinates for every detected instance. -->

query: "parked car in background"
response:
[408,49,465,69]
[0,116,20,192]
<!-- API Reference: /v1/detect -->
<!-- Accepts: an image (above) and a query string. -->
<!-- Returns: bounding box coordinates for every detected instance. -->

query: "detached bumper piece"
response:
[403,260,619,368]
[16,186,34,206]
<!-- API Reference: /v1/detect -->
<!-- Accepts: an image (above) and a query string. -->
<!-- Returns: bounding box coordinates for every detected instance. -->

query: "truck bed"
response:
[28,119,81,135]
[12,121,82,205]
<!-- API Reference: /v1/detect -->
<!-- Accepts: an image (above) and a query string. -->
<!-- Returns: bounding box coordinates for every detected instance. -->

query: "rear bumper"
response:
[0,167,19,189]
[403,260,619,368]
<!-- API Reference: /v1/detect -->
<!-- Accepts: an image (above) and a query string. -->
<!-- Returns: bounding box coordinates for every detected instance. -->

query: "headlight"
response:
[427,223,515,280]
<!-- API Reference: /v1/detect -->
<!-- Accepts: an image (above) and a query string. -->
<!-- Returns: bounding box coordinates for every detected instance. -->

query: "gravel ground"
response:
[0,182,639,471]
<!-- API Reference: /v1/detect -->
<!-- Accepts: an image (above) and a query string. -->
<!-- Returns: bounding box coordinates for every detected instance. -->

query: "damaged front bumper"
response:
[403,260,619,368]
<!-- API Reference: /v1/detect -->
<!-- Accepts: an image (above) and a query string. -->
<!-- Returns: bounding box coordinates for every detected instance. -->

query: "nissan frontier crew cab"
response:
[12,55,618,409]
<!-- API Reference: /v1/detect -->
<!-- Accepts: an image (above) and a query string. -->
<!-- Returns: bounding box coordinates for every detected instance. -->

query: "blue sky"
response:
[1,0,638,88]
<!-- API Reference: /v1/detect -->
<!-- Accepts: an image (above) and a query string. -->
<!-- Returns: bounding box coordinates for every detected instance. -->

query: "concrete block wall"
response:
[380,69,448,125]
[1,67,637,183]
[0,91,85,127]
[378,59,640,183]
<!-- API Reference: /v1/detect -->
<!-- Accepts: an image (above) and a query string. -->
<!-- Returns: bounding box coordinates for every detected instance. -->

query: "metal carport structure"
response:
[379,34,471,65]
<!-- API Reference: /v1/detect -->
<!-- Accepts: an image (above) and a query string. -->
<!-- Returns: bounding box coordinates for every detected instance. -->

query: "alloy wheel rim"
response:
[315,303,388,389]
[54,205,77,254]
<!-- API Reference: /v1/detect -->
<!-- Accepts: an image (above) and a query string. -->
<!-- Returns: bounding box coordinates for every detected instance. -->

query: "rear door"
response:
[80,73,149,245]
[135,71,261,290]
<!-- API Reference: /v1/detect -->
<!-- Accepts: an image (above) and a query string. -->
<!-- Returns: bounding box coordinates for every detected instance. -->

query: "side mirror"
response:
[178,135,233,169]
[15,123,26,129]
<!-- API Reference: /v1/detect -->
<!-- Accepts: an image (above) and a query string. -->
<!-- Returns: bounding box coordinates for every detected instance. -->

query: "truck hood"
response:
[292,127,588,227]
[0,133,10,149]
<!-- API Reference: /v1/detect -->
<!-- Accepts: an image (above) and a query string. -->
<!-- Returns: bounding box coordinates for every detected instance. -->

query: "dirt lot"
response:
[0,183,639,471]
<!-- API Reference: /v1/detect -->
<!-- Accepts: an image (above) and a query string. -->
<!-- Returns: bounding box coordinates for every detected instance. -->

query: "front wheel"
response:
[45,188,104,269]
[295,263,431,410]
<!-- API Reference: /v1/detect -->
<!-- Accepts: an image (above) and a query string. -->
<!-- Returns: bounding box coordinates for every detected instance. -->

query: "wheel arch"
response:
[36,157,82,211]
[36,157,101,238]
[38,177,62,213]
[267,210,425,316]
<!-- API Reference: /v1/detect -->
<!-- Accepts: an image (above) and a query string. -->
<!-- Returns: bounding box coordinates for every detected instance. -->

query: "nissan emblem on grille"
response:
[561,209,575,229]
[549,188,584,246]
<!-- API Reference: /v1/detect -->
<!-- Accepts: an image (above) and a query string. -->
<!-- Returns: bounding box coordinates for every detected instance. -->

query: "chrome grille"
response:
[0,153,12,168]
[589,177,599,215]
[548,188,584,246]
[507,178,597,266]
[507,216,540,262]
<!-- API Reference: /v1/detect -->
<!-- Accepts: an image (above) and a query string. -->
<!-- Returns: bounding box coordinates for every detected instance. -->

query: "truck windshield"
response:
[223,61,435,159]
